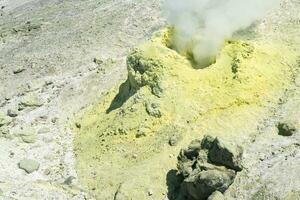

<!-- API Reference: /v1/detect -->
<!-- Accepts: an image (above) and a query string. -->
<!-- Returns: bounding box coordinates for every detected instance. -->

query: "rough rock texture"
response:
[208,138,243,171]
[176,136,243,200]
[181,169,235,200]
[127,49,164,97]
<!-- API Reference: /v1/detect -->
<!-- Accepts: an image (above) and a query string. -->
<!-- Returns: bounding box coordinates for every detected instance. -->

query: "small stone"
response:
[13,66,26,74]
[207,191,225,200]
[21,135,36,143]
[44,80,53,86]
[277,121,298,136]
[75,122,81,129]
[132,154,138,159]
[19,129,36,143]
[147,189,153,196]
[5,96,11,101]
[18,159,40,173]
[39,115,48,120]
[135,132,146,138]
[9,151,15,158]
[7,108,18,117]
[169,134,181,146]
[44,168,51,175]
[146,102,161,118]
[64,176,76,185]
[93,58,103,65]
[259,155,265,161]
[51,117,58,124]
[19,94,43,108]
[169,154,175,158]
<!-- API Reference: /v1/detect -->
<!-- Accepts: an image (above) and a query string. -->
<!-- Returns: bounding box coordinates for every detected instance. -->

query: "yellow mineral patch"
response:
[73,29,298,199]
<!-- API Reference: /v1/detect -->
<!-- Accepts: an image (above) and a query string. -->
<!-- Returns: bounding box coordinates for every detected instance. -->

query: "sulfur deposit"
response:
[73,28,298,199]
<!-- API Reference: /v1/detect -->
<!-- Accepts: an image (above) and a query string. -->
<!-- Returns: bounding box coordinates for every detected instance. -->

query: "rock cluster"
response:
[176,135,243,200]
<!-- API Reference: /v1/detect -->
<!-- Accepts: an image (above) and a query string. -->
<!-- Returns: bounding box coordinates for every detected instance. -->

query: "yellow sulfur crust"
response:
[73,28,298,199]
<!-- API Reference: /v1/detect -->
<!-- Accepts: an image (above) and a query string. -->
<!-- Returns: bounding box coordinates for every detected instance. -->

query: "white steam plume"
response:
[163,0,280,67]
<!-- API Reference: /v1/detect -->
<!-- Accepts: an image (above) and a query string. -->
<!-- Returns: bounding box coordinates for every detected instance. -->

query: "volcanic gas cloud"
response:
[163,0,280,68]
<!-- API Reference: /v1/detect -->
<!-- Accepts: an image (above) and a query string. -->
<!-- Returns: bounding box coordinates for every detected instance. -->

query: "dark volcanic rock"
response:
[208,138,243,171]
[277,121,298,136]
[201,135,215,150]
[182,169,235,200]
[175,135,243,200]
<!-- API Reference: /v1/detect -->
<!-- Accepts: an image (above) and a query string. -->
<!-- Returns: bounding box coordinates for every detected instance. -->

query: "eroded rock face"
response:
[176,135,243,200]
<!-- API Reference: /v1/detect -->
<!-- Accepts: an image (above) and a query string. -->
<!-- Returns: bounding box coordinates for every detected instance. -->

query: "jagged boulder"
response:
[181,169,235,200]
[176,135,243,200]
[208,138,243,171]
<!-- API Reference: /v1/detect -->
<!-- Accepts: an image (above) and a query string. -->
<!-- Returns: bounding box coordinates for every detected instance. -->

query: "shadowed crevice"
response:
[106,80,137,113]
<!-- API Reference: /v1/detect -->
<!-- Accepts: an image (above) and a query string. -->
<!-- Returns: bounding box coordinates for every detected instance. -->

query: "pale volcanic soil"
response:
[0,0,299,200]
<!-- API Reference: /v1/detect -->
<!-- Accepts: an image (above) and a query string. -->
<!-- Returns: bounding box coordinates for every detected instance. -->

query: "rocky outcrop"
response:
[127,49,164,97]
[176,135,243,200]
